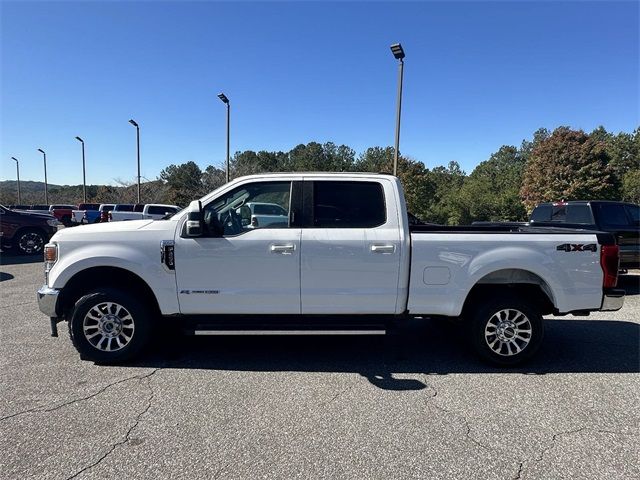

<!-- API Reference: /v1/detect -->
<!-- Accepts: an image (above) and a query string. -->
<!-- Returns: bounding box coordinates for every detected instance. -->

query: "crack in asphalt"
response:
[422,380,492,452]
[65,370,158,480]
[512,461,524,480]
[0,369,159,422]
[514,426,632,479]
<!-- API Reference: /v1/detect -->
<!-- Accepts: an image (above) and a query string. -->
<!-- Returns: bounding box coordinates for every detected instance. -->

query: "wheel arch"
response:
[462,268,556,317]
[59,266,161,320]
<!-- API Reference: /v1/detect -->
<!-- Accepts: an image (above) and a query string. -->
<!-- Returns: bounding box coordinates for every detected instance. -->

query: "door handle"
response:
[270,244,295,254]
[370,244,395,254]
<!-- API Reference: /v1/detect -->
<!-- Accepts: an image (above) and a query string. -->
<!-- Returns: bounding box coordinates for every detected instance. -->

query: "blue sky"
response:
[1,1,638,186]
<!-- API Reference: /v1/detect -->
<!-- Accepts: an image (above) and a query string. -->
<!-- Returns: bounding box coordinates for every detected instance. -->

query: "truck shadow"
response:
[0,251,43,266]
[130,318,640,390]
[619,274,640,296]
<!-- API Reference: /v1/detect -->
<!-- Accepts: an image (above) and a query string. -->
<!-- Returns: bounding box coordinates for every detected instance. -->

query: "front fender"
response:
[49,244,179,315]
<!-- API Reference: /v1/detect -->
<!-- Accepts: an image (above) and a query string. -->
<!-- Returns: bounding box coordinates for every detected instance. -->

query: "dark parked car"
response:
[530,201,640,270]
[0,205,58,254]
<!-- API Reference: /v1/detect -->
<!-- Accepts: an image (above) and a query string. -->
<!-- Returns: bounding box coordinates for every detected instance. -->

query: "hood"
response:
[17,210,55,219]
[51,219,156,241]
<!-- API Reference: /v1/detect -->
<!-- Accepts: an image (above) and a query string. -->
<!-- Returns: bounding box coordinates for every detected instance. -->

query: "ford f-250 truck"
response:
[37,173,624,365]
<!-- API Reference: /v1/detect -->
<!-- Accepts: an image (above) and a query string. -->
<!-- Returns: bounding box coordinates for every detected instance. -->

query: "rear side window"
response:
[116,205,134,212]
[625,205,639,224]
[566,205,593,224]
[530,205,551,222]
[597,204,630,228]
[312,181,386,228]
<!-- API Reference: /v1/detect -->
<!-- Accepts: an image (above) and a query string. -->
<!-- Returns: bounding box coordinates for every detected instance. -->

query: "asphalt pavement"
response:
[1,254,638,479]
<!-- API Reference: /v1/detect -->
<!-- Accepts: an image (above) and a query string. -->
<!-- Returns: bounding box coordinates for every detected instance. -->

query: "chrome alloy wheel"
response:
[484,308,532,356]
[19,232,44,253]
[82,302,135,352]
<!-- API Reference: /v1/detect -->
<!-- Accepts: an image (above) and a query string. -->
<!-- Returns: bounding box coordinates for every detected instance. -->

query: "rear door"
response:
[300,179,402,314]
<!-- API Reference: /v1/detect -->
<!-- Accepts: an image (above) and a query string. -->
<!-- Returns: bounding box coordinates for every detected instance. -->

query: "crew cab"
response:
[109,203,180,222]
[37,174,624,365]
[1,205,58,254]
[530,201,639,270]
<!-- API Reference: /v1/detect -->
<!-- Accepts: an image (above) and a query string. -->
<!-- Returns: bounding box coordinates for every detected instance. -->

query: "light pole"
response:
[390,43,405,177]
[11,157,21,204]
[218,93,230,183]
[128,119,141,203]
[37,148,48,205]
[75,136,86,203]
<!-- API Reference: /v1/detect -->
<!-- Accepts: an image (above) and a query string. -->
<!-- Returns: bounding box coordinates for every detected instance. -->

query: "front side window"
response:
[203,181,291,236]
[312,181,386,228]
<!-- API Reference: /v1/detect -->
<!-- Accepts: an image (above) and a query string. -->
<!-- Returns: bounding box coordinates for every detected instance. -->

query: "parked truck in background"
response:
[72,203,101,225]
[530,201,640,270]
[1,205,58,254]
[49,205,76,227]
[37,173,624,365]
[109,204,180,222]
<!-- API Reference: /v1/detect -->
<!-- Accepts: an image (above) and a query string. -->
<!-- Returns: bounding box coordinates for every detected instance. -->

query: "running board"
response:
[193,329,386,336]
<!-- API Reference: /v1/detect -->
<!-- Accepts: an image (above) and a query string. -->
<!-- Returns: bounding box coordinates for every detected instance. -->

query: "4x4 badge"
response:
[556,243,597,252]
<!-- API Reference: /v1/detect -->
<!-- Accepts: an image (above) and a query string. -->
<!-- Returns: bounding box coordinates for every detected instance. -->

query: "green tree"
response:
[622,169,640,204]
[159,161,204,206]
[520,127,616,210]
[456,146,527,223]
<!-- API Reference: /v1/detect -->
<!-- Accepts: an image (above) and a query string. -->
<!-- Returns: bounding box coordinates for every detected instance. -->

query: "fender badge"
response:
[556,243,597,252]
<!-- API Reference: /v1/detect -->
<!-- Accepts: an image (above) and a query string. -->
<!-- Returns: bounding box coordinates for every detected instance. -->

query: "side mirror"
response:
[183,200,203,237]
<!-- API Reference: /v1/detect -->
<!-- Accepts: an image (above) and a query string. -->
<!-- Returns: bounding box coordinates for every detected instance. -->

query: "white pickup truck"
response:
[109,204,180,222]
[37,173,624,365]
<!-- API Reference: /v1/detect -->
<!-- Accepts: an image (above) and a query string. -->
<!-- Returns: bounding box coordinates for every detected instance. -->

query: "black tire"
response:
[470,295,544,366]
[13,228,46,255]
[69,288,152,364]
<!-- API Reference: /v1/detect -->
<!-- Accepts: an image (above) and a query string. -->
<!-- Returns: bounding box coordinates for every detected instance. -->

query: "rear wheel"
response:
[470,296,543,366]
[70,288,152,363]
[14,228,46,255]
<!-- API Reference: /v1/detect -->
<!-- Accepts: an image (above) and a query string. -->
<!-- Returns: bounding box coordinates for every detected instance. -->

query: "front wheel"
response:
[14,228,46,255]
[470,296,544,366]
[70,288,152,363]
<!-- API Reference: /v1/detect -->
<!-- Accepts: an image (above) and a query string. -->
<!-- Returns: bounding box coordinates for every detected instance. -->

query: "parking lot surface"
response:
[1,254,638,479]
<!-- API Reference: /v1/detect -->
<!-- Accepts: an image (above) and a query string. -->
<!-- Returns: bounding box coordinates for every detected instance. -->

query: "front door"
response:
[174,180,302,315]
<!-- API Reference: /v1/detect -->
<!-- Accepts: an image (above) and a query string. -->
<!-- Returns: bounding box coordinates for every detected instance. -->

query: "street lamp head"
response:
[218,93,229,104]
[390,43,405,60]
[75,136,84,143]
[129,119,139,127]
[11,156,18,162]
[37,148,45,154]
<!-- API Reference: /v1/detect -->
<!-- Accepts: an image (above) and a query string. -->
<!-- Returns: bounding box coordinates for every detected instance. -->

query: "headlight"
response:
[44,243,58,284]
[47,219,58,227]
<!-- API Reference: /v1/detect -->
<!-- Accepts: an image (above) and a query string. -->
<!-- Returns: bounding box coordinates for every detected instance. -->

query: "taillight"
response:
[600,244,619,288]
[108,212,112,221]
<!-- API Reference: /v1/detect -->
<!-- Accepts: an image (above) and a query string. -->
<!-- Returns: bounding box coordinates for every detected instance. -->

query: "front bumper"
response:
[601,288,625,311]
[37,285,60,317]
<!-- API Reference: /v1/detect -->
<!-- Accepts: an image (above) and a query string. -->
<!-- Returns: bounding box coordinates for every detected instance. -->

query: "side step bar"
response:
[193,329,386,336]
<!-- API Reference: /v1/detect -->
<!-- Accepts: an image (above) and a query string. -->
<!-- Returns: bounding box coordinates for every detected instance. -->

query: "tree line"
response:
[159,126,639,224]
[2,125,638,224]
